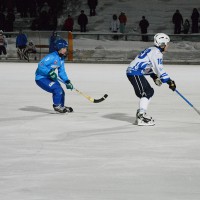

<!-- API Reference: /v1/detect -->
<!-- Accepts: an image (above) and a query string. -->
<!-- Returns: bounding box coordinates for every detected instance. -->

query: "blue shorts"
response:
[35,78,65,106]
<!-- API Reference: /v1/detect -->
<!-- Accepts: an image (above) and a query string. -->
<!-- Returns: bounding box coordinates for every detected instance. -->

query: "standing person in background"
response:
[0,10,5,31]
[126,33,176,126]
[35,39,74,113]
[191,8,199,33]
[183,19,190,34]
[139,16,149,41]
[62,15,74,31]
[5,10,15,37]
[172,9,183,34]
[88,0,98,16]
[49,31,61,53]
[118,12,127,33]
[110,14,120,40]
[78,10,88,32]
[16,29,28,60]
[0,30,7,59]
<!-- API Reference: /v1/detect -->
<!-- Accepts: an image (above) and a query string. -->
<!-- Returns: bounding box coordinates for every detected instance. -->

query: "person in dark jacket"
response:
[78,10,88,32]
[172,10,183,34]
[5,10,15,36]
[139,16,149,41]
[183,19,190,34]
[49,31,61,53]
[88,0,98,16]
[62,15,74,31]
[191,8,199,33]
[0,10,5,31]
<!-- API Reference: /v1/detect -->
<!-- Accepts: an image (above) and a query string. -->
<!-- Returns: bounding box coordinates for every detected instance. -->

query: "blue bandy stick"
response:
[175,89,200,116]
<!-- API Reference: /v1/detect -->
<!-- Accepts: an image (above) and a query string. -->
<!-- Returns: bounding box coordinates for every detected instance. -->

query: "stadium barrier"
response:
[1,31,200,63]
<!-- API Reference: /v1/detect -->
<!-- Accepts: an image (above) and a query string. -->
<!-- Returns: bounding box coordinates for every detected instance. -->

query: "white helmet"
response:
[154,33,170,47]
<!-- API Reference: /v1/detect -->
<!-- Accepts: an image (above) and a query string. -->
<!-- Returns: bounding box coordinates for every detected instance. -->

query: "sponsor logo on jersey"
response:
[49,82,55,87]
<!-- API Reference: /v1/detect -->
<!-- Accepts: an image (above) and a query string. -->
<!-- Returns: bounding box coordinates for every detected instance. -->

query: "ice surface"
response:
[0,62,200,200]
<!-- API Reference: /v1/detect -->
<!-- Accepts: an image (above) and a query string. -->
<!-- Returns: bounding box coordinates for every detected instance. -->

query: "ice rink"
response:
[0,62,200,200]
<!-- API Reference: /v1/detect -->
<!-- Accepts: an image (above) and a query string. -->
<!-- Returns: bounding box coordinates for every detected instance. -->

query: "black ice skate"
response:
[136,111,155,126]
[53,105,68,113]
[64,106,73,112]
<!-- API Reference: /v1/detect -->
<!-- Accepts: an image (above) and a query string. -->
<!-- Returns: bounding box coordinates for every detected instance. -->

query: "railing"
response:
[1,31,200,62]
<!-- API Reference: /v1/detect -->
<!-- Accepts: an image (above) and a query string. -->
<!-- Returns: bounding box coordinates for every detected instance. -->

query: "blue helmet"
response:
[55,39,68,51]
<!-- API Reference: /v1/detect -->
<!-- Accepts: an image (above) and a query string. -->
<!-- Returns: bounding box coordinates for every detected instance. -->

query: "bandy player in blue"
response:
[126,33,176,126]
[35,39,74,113]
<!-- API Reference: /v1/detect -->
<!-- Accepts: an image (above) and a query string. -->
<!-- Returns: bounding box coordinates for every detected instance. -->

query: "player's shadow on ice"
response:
[20,106,52,113]
[102,113,135,124]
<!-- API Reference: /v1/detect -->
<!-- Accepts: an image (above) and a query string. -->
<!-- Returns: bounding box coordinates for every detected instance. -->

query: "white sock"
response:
[139,97,151,113]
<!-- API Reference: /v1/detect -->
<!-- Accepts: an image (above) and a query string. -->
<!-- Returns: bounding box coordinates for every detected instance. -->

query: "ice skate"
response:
[53,105,68,113]
[64,106,73,112]
[136,111,155,126]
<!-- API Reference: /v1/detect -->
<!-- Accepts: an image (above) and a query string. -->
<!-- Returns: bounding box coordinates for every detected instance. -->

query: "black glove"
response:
[65,80,73,90]
[167,79,176,91]
[150,73,162,86]
[48,70,57,81]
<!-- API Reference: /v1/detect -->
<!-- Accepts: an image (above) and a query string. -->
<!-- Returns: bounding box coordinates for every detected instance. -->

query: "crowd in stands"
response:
[172,8,199,34]
[0,0,65,32]
[0,0,200,60]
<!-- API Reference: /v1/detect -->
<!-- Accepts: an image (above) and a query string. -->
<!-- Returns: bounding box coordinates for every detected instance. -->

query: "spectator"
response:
[28,0,37,18]
[172,9,183,34]
[183,19,190,34]
[16,29,28,60]
[40,2,50,15]
[38,9,50,30]
[49,31,61,53]
[118,12,127,33]
[88,0,98,16]
[62,15,74,31]
[24,40,37,61]
[139,16,149,41]
[5,10,15,36]
[191,8,199,33]
[0,0,6,12]
[48,9,58,30]
[110,14,120,40]
[0,30,7,59]
[0,10,5,31]
[78,10,88,32]
[19,0,28,18]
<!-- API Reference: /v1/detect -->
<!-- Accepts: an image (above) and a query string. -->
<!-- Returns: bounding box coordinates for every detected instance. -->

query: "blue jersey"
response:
[16,33,27,47]
[126,46,170,83]
[35,51,69,82]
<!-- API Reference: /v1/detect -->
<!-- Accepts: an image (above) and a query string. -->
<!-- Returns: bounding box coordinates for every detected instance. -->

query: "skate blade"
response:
[137,120,155,126]
[50,111,69,114]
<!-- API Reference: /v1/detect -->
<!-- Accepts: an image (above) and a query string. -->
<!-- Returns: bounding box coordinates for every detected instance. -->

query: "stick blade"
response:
[93,94,108,103]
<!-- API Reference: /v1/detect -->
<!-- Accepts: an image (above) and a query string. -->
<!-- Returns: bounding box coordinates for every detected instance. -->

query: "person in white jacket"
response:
[0,30,7,59]
[110,14,120,40]
[126,33,176,126]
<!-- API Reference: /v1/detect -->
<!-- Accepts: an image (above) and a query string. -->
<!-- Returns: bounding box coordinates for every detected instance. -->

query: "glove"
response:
[65,80,74,90]
[48,70,57,81]
[167,79,176,91]
[151,74,162,86]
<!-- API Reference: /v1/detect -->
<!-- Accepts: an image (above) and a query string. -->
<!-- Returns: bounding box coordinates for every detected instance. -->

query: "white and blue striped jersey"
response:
[126,46,170,83]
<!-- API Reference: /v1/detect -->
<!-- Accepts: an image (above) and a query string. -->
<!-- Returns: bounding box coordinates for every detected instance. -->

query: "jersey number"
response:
[138,48,151,59]
[157,58,163,64]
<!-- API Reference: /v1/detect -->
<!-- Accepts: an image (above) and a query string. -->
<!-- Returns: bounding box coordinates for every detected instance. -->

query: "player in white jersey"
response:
[126,33,176,126]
